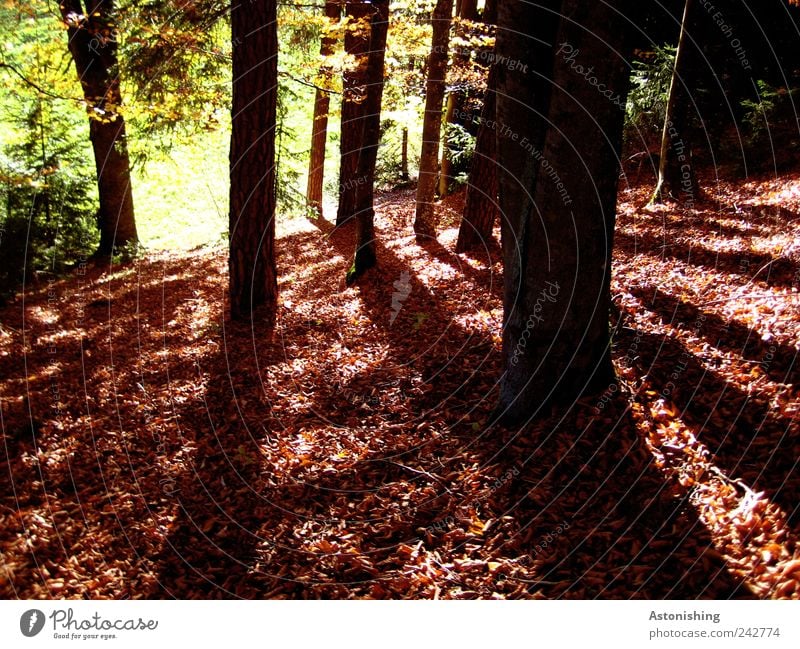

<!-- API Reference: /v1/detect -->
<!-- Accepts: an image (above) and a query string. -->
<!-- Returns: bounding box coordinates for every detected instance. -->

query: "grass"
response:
[132,128,230,252]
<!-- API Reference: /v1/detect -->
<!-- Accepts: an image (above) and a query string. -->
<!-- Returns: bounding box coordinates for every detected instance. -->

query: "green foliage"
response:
[442,121,475,188]
[736,79,800,171]
[0,104,98,299]
[625,46,676,150]
[0,2,98,297]
[119,0,231,155]
[740,80,796,146]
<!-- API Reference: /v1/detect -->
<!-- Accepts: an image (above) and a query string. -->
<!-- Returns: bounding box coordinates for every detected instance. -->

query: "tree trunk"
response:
[58,0,137,257]
[436,93,457,199]
[306,1,341,217]
[346,0,390,285]
[414,0,454,242]
[456,0,477,21]
[495,0,633,424]
[482,0,497,24]
[456,63,497,252]
[651,0,700,205]
[229,0,279,322]
[336,1,373,226]
[401,127,409,182]
[495,0,559,419]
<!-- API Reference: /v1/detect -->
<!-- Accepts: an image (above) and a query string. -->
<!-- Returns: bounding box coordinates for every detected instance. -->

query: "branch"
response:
[0,61,82,104]
[278,69,342,95]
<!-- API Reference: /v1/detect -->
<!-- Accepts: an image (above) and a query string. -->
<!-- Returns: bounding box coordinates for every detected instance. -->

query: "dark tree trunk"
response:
[495,0,633,424]
[456,63,498,252]
[346,0,390,284]
[651,0,700,205]
[58,0,137,257]
[456,0,477,21]
[306,1,341,217]
[495,0,559,419]
[482,0,497,24]
[437,93,457,198]
[229,0,279,322]
[401,127,409,182]
[414,0,454,242]
[336,1,373,226]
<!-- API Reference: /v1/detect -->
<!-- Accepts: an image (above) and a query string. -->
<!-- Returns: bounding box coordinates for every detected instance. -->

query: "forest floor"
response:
[1,174,799,599]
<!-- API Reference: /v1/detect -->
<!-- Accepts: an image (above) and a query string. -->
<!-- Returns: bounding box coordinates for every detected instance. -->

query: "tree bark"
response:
[436,92,457,198]
[456,0,477,22]
[436,0,476,200]
[58,0,137,257]
[495,0,559,418]
[495,0,633,424]
[336,1,373,225]
[482,0,497,24]
[456,63,498,252]
[651,0,700,205]
[306,1,341,217]
[414,0,454,242]
[401,127,409,182]
[229,0,279,322]
[346,0,390,284]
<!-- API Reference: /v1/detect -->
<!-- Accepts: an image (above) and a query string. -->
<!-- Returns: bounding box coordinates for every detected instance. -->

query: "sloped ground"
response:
[0,176,798,599]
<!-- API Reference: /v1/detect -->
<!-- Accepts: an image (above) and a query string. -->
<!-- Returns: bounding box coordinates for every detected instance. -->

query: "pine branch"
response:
[0,61,82,104]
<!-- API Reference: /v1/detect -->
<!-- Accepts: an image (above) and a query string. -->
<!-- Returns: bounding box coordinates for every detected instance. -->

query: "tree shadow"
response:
[614,322,800,529]
[615,230,797,289]
[628,284,799,387]
[416,236,504,302]
[1,209,779,599]
[481,401,754,598]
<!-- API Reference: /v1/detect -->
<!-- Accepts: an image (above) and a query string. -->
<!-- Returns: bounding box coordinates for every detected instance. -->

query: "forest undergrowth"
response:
[1,174,798,599]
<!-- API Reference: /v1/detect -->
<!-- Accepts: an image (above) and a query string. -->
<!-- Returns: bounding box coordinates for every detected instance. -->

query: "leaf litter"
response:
[0,174,798,599]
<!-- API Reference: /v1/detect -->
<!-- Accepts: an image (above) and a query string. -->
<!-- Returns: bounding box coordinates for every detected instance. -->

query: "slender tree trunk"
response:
[414,0,454,242]
[346,0,390,284]
[229,0,279,322]
[495,0,633,424]
[437,91,457,199]
[306,1,341,217]
[651,0,700,205]
[401,127,409,182]
[58,0,137,257]
[456,0,477,21]
[436,0,475,200]
[482,0,497,24]
[456,63,497,252]
[336,1,373,225]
